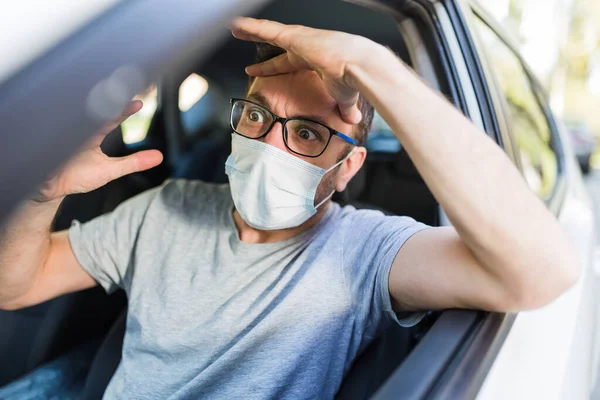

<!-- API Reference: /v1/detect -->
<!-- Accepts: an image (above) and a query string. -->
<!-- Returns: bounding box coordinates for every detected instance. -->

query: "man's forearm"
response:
[0,197,63,307]
[347,46,578,298]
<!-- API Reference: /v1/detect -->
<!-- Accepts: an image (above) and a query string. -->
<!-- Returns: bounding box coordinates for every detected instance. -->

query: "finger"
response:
[105,100,143,132]
[230,30,266,44]
[231,17,295,49]
[338,103,362,125]
[107,150,163,181]
[104,100,143,132]
[87,133,110,148]
[246,53,304,77]
[327,87,362,125]
[86,100,144,148]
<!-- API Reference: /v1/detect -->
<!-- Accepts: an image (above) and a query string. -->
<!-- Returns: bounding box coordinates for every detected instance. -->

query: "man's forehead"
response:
[247,72,340,120]
[247,91,332,127]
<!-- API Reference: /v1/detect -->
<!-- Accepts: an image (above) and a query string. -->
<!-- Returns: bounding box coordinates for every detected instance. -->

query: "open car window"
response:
[122,84,158,145]
[472,16,559,199]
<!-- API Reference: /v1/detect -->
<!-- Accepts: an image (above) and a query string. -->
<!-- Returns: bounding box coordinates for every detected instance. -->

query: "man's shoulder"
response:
[331,202,388,225]
[328,202,424,237]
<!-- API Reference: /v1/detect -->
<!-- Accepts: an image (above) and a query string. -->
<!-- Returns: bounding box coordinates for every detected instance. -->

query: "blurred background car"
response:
[565,119,597,173]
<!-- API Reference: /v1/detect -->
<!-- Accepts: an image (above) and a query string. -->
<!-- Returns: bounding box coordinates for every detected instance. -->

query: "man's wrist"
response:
[1,195,64,237]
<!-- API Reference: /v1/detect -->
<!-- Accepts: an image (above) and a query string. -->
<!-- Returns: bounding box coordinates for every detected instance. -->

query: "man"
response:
[0,17,579,399]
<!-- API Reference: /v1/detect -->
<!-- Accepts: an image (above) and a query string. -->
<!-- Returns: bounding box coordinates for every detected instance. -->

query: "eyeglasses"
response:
[229,98,356,158]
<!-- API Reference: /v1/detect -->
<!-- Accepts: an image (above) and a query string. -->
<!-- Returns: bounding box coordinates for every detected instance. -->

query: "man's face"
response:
[247,70,365,204]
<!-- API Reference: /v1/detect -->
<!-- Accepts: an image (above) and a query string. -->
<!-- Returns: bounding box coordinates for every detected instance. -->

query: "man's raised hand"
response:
[34,100,163,203]
[231,17,383,125]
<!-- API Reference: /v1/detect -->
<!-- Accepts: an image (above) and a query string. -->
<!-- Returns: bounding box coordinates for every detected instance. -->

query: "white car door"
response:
[461,4,598,400]
[386,1,598,398]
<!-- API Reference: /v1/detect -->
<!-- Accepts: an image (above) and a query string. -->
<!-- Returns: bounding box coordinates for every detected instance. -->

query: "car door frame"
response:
[360,0,516,398]
[393,1,592,399]
[463,3,596,400]
[370,0,576,398]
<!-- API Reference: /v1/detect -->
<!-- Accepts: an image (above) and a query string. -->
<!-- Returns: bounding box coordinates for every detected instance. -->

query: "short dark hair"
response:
[247,43,374,146]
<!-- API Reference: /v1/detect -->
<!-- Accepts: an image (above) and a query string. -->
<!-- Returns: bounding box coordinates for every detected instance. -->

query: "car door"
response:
[464,4,597,399]
[368,1,596,399]
[418,1,597,398]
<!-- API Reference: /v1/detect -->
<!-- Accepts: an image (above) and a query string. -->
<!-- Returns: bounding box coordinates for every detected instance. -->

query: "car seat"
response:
[335,149,439,226]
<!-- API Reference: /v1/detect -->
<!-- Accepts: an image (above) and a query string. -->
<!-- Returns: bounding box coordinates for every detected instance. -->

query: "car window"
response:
[473,17,558,199]
[121,74,212,145]
[179,73,215,136]
[121,83,158,145]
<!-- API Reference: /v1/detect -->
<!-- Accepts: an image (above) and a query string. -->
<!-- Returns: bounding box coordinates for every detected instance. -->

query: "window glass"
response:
[178,73,212,136]
[474,17,558,199]
[179,73,209,112]
[121,84,157,145]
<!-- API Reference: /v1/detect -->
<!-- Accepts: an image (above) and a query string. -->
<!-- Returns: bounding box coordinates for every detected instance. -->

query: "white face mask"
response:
[225,134,354,230]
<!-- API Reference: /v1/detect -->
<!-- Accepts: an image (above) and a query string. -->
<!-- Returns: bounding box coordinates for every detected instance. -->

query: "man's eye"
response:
[297,128,318,141]
[247,109,266,123]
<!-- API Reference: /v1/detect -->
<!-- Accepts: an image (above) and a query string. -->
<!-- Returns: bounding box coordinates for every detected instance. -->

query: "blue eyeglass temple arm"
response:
[335,132,357,146]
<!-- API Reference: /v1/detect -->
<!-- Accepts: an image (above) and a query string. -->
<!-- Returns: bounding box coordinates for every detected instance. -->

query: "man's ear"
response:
[336,147,367,192]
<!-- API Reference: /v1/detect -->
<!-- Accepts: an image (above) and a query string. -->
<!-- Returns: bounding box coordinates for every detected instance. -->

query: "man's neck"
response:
[232,202,331,244]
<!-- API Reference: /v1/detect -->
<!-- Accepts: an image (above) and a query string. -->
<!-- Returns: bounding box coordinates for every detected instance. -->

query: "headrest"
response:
[332,147,422,206]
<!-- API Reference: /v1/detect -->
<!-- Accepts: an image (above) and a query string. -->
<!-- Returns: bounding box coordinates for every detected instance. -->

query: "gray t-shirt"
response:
[69,179,429,400]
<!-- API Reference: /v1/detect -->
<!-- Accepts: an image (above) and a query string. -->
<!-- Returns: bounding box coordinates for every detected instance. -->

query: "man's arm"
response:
[347,53,579,311]
[0,101,163,310]
[0,200,96,310]
[231,18,580,312]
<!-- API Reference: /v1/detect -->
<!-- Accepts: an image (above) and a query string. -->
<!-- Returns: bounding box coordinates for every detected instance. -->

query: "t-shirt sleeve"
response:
[340,209,430,336]
[68,185,163,294]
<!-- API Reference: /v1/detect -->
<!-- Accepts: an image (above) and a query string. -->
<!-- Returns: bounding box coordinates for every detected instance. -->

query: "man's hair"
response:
[247,43,375,146]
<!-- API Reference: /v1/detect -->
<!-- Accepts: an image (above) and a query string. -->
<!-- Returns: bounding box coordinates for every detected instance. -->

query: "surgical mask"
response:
[225,133,354,230]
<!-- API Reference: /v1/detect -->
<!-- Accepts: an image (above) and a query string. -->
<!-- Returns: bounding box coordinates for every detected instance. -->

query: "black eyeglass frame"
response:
[229,98,357,158]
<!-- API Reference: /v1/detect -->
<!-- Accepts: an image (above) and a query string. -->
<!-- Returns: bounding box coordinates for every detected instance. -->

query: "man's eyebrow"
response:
[295,113,332,127]
[247,92,335,129]
[247,92,271,109]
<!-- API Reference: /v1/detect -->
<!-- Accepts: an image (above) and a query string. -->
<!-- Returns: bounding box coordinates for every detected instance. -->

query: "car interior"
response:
[0,0,443,398]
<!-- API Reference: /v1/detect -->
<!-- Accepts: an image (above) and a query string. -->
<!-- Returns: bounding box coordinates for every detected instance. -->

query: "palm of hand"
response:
[35,101,163,202]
